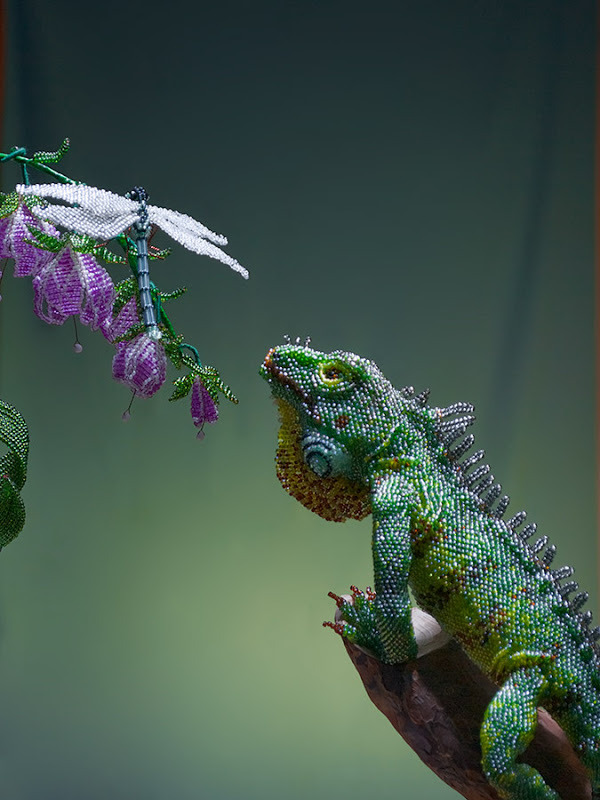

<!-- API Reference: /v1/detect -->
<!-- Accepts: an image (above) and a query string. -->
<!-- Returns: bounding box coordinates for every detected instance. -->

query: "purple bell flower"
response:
[191,377,218,433]
[32,246,115,332]
[104,295,140,343]
[112,333,167,398]
[0,200,58,277]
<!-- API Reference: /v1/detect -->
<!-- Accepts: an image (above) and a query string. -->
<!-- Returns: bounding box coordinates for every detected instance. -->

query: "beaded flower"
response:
[32,245,115,331]
[104,294,139,343]
[112,333,167,398]
[191,376,219,432]
[0,197,58,277]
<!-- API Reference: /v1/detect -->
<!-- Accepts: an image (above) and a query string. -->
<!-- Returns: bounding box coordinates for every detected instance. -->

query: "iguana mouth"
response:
[262,348,320,421]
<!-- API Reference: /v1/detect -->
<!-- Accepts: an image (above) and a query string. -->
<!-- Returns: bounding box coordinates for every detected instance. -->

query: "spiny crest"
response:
[282,334,311,347]
[437,414,476,447]
[401,385,431,407]
[492,494,599,658]
[413,388,431,407]
[430,395,600,657]
[432,401,475,452]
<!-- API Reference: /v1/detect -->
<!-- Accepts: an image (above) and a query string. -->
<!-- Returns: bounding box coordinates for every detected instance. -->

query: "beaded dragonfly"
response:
[17,182,248,340]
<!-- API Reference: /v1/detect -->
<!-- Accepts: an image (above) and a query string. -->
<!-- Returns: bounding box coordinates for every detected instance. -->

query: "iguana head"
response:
[260,344,402,522]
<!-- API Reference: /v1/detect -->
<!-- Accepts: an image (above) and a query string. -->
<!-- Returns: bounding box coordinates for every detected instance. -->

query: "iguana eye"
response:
[319,363,345,385]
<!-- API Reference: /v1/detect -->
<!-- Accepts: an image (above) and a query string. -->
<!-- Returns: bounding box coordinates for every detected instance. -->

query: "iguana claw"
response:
[322,620,346,636]
[327,591,345,608]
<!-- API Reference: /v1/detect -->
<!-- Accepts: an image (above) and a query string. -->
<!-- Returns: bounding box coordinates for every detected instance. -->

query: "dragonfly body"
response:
[127,186,160,339]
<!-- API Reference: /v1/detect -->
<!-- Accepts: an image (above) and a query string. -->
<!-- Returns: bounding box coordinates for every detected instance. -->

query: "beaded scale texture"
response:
[260,342,600,800]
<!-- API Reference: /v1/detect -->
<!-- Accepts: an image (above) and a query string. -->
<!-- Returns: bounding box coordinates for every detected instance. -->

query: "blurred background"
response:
[0,1,595,798]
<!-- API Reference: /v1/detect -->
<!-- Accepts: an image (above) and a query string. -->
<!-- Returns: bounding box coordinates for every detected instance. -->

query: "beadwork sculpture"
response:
[261,341,600,800]
[0,139,247,436]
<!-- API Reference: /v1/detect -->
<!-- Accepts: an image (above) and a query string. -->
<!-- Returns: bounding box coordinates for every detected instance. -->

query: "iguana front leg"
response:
[328,474,417,664]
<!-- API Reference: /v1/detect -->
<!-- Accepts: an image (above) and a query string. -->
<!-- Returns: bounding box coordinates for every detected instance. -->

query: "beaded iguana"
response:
[260,342,600,800]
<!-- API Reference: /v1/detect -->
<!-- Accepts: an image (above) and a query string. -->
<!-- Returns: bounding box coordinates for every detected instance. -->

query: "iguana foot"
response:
[324,586,386,660]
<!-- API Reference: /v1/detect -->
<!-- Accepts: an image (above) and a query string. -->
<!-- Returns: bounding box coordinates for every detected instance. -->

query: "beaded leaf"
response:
[0,400,29,546]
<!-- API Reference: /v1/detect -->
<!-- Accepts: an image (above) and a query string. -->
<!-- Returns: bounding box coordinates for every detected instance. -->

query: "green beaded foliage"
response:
[0,192,19,218]
[169,361,238,406]
[30,137,70,165]
[0,400,29,547]
[261,343,600,800]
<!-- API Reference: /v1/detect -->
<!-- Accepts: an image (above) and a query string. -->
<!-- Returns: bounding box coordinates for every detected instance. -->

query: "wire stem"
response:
[0,147,76,185]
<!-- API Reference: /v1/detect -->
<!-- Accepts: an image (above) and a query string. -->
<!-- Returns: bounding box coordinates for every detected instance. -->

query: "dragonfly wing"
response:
[19,184,138,238]
[19,185,248,274]
[153,212,249,279]
[18,183,135,215]
[31,206,138,239]
[149,205,228,245]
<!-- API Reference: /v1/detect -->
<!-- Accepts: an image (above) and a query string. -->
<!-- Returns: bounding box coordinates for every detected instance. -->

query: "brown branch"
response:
[338,608,591,800]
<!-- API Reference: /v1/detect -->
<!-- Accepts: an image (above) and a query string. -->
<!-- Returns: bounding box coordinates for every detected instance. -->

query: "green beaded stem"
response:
[0,138,74,186]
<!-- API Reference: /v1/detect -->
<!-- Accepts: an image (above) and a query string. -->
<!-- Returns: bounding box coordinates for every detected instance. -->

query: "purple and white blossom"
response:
[191,377,218,428]
[112,333,167,398]
[33,247,115,331]
[0,200,58,277]
[104,295,140,343]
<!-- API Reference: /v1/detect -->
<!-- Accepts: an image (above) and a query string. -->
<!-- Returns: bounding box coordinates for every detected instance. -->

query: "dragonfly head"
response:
[126,187,150,233]
[126,186,149,203]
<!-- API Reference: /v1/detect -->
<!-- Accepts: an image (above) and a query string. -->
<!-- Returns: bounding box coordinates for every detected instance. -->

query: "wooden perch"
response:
[338,605,591,800]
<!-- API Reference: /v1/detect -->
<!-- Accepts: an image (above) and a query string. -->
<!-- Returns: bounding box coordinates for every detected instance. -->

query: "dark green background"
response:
[0,2,596,798]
